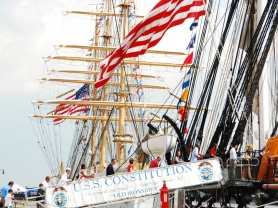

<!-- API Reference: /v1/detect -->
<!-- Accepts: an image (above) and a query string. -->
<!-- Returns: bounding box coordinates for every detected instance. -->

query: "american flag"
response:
[94,0,206,89]
[53,84,90,125]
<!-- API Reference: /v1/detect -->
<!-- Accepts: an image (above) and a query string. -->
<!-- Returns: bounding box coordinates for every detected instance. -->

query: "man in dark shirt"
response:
[36,183,45,208]
[106,159,116,176]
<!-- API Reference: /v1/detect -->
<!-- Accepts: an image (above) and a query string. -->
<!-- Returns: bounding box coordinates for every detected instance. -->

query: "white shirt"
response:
[230,147,237,160]
[42,180,49,188]
[190,147,199,162]
[4,193,13,207]
[58,173,70,187]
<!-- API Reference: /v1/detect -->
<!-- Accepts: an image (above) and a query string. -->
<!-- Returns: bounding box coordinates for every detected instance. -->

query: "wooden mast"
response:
[117,0,129,163]
[99,0,113,169]
[90,11,100,169]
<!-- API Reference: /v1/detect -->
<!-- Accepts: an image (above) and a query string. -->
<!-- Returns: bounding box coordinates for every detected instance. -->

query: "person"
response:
[127,158,135,172]
[190,143,201,162]
[4,189,15,208]
[174,151,184,164]
[229,143,238,180]
[106,159,116,176]
[41,176,50,189]
[210,143,219,158]
[1,181,14,207]
[149,156,161,168]
[58,168,72,187]
[36,183,45,208]
[78,164,94,180]
[260,146,266,156]
[241,144,253,180]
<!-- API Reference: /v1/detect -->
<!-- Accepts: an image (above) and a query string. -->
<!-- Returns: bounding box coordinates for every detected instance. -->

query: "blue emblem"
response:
[199,167,214,181]
[53,192,68,207]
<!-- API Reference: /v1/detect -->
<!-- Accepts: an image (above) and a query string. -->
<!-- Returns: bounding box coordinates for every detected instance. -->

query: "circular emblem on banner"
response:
[199,166,214,182]
[53,192,68,207]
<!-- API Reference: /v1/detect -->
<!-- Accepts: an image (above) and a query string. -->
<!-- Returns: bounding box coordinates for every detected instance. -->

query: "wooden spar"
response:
[55,45,188,56]
[38,78,169,90]
[169,92,180,100]
[50,70,163,79]
[45,56,200,68]
[32,100,205,110]
[150,112,161,119]
[56,89,75,98]
[65,11,144,18]
[31,114,161,123]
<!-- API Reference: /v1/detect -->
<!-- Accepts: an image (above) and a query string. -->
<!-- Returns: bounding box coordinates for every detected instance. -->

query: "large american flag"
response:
[53,84,90,125]
[94,0,206,89]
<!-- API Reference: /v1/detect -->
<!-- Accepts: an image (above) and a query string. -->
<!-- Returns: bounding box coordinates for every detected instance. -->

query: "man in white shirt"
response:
[58,168,72,187]
[4,189,14,208]
[190,143,201,162]
[41,176,50,189]
[229,143,238,180]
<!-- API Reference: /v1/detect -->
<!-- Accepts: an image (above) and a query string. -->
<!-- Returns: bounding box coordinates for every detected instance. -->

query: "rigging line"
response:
[194,0,232,146]
[183,0,213,134]
[67,121,87,168]
[29,116,54,174]
[68,119,90,169]
[124,65,145,144]
[212,0,273,149]
[234,1,277,115]
[40,122,57,174]
[233,0,278,145]
[202,0,246,152]
[186,0,240,147]
[70,122,91,176]
[36,87,58,173]
[41,119,58,173]
[53,123,61,171]
[91,106,116,163]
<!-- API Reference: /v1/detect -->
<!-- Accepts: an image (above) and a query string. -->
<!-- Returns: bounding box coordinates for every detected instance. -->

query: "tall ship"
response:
[30,0,278,207]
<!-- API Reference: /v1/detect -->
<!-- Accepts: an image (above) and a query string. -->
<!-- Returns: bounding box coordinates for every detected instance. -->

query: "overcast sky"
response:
[0,0,193,188]
[0,0,84,188]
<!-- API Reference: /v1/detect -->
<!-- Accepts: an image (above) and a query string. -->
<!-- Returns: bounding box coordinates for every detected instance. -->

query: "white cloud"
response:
[0,0,68,94]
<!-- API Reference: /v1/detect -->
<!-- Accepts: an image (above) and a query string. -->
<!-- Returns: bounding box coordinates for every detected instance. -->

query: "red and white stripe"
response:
[95,0,206,89]
[53,94,90,125]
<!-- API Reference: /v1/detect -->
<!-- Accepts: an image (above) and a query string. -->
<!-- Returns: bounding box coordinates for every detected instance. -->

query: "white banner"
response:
[45,158,223,207]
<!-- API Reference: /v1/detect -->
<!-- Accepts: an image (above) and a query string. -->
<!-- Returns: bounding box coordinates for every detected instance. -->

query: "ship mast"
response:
[99,0,112,169]
[117,0,129,163]
[91,8,101,169]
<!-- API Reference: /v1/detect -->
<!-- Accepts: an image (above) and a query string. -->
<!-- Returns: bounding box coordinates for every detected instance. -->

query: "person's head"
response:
[66,168,71,174]
[39,183,44,188]
[196,143,200,148]
[129,158,134,164]
[212,143,217,149]
[157,156,161,161]
[45,176,50,182]
[81,164,86,169]
[176,151,181,157]
[8,189,13,194]
[8,181,14,187]
[246,144,253,150]
[232,142,238,149]
[111,159,116,165]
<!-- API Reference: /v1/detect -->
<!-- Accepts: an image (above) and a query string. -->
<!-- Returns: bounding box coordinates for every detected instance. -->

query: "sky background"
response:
[0,0,190,189]
[0,0,93,188]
